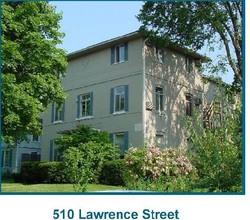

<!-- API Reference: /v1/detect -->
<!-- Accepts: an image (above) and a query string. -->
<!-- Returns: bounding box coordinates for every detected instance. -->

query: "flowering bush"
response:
[124,146,196,192]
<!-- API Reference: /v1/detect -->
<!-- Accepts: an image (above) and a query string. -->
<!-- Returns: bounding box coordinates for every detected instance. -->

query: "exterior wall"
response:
[41,37,145,161]
[40,32,217,161]
[144,45,204,148]
[1,135,41,173]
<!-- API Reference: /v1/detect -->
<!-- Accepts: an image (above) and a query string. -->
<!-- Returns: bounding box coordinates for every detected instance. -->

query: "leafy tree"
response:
[1,2,67,144]
[137,1,242,91]
[55,125,113,155]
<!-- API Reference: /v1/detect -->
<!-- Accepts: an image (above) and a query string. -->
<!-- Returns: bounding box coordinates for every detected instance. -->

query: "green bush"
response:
[38,162,69,183]
[17,161,70,184]
[63,141,119,192]
[19,161,42,183]
[99,159,126,186]
[186,101,242,192]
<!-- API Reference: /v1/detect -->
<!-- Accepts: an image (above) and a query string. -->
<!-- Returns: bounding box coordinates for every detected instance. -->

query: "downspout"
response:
[142,38,147,146]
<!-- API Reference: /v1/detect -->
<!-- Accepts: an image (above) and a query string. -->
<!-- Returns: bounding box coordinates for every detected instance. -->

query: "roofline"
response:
[67,30,208,62]
[67,31,142,61]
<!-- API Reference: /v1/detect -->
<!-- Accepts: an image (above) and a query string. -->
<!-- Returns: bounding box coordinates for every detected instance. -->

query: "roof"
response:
[67,30,208,62]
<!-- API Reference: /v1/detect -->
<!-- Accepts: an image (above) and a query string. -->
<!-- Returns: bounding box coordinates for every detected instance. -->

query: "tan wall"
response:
[41,38,145,161]
[144,45,204,148]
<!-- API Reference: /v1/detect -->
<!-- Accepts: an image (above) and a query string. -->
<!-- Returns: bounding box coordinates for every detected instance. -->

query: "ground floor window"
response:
[111,132,129,156]
[1,150,12,167]
[156,134,164,148]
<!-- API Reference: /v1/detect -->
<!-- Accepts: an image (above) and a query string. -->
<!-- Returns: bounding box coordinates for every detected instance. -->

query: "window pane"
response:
[156,87,163,111]
[115,46,120,63]
[120,45,125,62]
[114,86,125,112]
[81,93,91,117]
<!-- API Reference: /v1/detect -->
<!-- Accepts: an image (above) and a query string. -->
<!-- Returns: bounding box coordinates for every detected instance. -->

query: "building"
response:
[1,134,41,173]
[40,31,218,162]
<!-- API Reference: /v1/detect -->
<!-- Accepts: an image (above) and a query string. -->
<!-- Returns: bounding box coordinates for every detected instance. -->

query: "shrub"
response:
[19,161,42,183]
[186,101,242,192]
[38,162,69,183]
[124,146,196,192]
[99,159,126,186]
[17,161,70,184]
[63,141,120,192]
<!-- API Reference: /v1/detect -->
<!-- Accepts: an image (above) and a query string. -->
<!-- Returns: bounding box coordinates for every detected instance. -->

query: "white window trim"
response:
[76,115,93,121]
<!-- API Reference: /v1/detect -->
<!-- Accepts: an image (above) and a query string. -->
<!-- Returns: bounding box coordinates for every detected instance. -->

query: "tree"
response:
[1,2,67,144]
[137,1,242,91]
[55,125,114,156]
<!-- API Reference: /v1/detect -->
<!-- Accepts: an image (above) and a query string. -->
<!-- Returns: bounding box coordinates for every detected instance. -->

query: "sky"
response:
[51,1,143,53]
[51,1,234,84]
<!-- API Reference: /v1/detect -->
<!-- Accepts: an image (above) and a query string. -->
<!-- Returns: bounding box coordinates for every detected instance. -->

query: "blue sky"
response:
[51,1,234,84]
[51,1,143,53]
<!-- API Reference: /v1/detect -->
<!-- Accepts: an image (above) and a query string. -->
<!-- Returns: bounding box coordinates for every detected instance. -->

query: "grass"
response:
[1,180,124,193]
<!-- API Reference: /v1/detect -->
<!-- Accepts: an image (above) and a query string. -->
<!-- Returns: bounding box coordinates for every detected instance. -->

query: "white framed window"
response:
[110,85,129,114]
[1,150,12,167]
[155,87,164,111]
[156,48,164,63]
[77,92,93,119]
[156,134,164,148]
[52,103,64,123]
[112,132,129,156]
[111,43,128,64]
[32,135,39,142]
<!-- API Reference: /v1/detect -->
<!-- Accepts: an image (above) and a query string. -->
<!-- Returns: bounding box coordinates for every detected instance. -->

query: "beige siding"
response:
[144,45,204,148]
[41,37,144,161]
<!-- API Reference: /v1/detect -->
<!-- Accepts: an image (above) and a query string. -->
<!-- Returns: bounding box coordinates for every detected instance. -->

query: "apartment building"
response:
[41,31,215,162]
[1,134,41,173]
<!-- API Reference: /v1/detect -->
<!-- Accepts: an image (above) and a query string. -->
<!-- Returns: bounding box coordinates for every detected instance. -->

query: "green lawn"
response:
[1,180,124,193]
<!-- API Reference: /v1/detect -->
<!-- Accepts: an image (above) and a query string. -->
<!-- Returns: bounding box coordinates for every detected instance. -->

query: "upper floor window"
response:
[186,93,193,116]
[185,57,193,74]
[110,85,129,114]
[32,135,39,142]
[51,103,65,123]
[156,48,164,63]
[155,87,164,111]
[77,92,93,119]
[111,43,128,64]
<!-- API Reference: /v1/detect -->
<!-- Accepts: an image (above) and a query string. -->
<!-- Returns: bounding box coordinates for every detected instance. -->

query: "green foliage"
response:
[16,161,70,184]
[63,141,120,192]
[38,162,69,183]
[1,2,67,143]
[137,1,242,91]
[124,146,196,192]
[186,99,242,192]
[18,161,42,183]
[99,159,127,186]
[55,125,113,155]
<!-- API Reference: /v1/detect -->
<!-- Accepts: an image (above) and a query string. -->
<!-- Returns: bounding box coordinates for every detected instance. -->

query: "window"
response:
[49,140,61,161]
[110,85,129,114]
[186,93,193,116]
[156,87,164,111]
[185,57,193,73]
[156,134,164,148]
[1,150,12,167]
[111,43,128,64]
[156,48,164,63]
[111,132,129,156]
[51,103,65,123]
[32,135,39,142]
[77,92,93,118]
